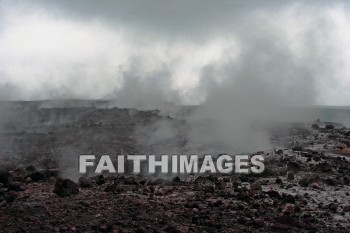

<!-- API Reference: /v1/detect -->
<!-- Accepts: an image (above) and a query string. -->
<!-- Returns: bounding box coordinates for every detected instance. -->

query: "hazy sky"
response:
[1,0,350,105]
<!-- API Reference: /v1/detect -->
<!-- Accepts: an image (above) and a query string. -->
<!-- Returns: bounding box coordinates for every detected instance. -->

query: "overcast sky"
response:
[1,0,350,105]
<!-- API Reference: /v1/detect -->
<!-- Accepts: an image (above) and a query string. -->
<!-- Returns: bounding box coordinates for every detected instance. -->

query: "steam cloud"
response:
[1,0,350,104]
[1,1,350,173]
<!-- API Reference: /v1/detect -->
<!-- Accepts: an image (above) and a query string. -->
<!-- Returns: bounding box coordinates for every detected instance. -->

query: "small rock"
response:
[282,204,295,215]
[150,179,164,185]
[232,177,241,187]
[299,174,321,187]
[276,214,295,225]
[276,149,284,155]
[310,182,323,190]
[263,198,274,206]
[283,194,295,203]
[194,176,214,186]
[7,182,25,191]
[79,177,93,188]
[287,172,295,181]
[328,203,338,212]
[253,218,264,227]
[250,182,262,192]
[267,190,281,199]
[343,205,350,213]
[322,178,338,186]
[54,178,79,197]
[216,181,226,190]
[313,162,333,173]
[11,167,27,181]
[25,165,37,173]
[172,176,181,183]
[0,171,13,185]
[95,175,106,185]
[287,162,301,172]
[275,177,283,185]
[25,171,45,182]
[325,124,335,130]
[185,201,200,209]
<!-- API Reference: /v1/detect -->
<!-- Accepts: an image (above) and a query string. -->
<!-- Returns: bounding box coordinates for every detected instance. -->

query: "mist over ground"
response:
[1,0,350,158]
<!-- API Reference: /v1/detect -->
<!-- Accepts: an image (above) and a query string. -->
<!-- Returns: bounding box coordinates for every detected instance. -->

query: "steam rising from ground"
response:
[1,1,350,172]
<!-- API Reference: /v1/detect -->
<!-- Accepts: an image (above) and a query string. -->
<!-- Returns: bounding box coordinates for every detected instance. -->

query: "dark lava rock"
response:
[343,205,350,213]
[313,154,321,162]
[123,176,137,185]
[11,167,27,181]
[275,177,283,185]
[25,165,37,173]
[95,175,106,185]
[7,182,25,191]
[292,146,303,151]
[0,171,13,186]
[282,194,295,203]
[287,161,301,172]
[150,179,165,185]
[25,171,45,182]
[185,201,200,209]
[253,218,264,227]
[4,191,16,203]
[194,176,215,186]
[328,203,338,212]
[266,190,281,199]
[138,179,148,186]
[237,191,251,201]
[232,177,241,187]
[271,223,290,230]
[344,175,350,184]
[276,149,284,155]
[287,172,295,180]
[276,215,295,226]
[54,178,79,197]
[282,204,295,215]
[299,174,321,187]
[216,181,226,190]
[322,178,338,186]
[313,162,333,173]
[250,182,262,192]
[172,176,181,183]
[79,177,93,188]
[325,124,335,130]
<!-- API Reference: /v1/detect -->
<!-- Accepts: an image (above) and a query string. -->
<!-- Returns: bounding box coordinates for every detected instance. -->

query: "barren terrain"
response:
[0,101,350,232]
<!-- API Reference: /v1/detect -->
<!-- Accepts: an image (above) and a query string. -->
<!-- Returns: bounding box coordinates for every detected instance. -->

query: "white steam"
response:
[0,2,350,105]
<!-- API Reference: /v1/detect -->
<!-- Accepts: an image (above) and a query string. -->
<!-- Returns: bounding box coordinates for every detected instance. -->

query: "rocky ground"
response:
[0,101,350,232]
